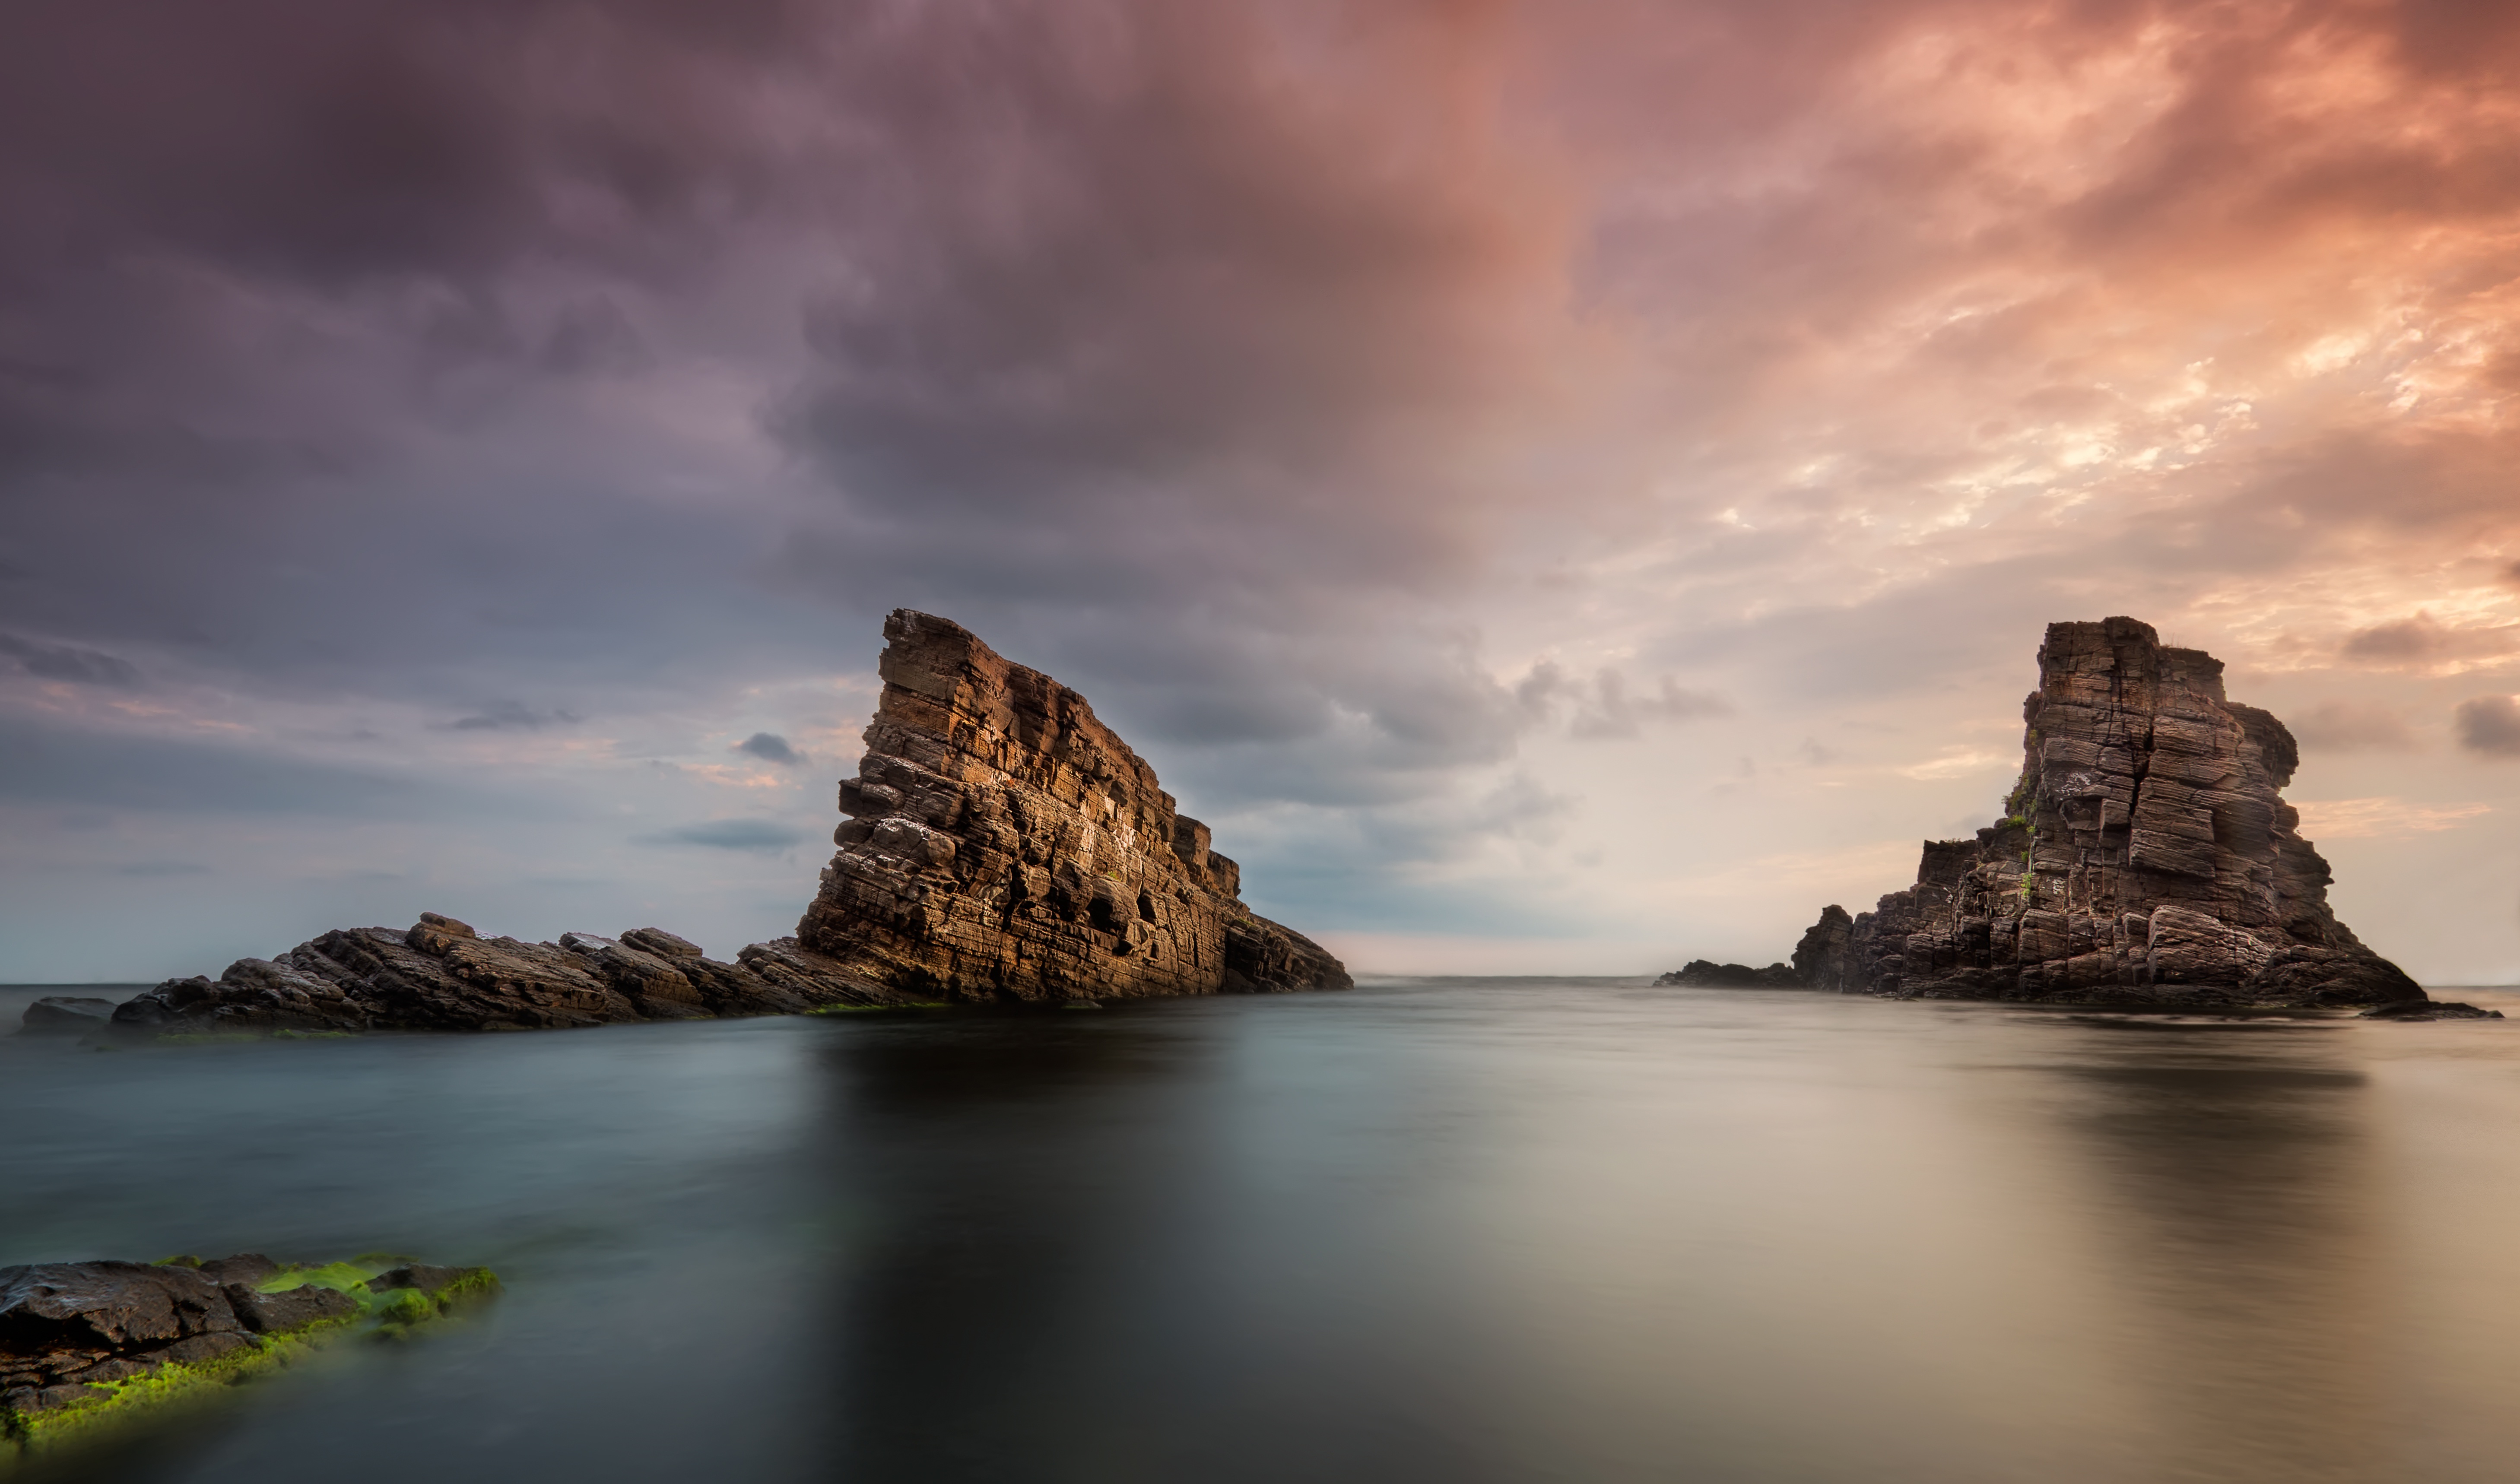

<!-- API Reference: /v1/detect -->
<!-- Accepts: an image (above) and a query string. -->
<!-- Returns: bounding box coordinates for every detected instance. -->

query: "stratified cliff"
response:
[86,611,1346,1037]
[1792,617,2425,1007]
[795,610,1350,1002]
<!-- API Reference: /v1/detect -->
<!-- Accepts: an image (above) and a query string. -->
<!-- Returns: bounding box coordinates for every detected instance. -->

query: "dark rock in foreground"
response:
[1781,618,2431,1008]
[1654,960,1802,988]
[2,1253,497,1454]
[47,608,1343,1039]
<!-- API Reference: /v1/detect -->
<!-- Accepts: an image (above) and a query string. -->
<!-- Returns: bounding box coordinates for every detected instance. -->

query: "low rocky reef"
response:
[82,915,900,1036]
[22,609,1348,1040]
[1663,618,2490,1016]
[3,1253,497,1455]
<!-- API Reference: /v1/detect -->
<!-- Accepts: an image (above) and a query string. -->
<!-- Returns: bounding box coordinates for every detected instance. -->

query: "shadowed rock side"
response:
[796,609,1351,1002]
[1784,618,2427,1008]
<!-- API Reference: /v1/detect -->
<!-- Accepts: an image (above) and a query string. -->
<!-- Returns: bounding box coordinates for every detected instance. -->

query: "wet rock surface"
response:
[0,1259,321,1417]
[1782,618,2432,1008]
[796,610,1350,1002]
[36,609,1343,1039]
[3,1253,497,1450]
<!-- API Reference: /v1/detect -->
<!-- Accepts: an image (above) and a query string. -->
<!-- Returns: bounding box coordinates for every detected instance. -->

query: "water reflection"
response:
[813,1006,1511,1484]
[3,982,2518,1482]
[2056,1032,2384,1482]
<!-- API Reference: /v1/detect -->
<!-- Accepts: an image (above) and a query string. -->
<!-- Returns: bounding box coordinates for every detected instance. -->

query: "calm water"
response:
[8,977,2520,1482]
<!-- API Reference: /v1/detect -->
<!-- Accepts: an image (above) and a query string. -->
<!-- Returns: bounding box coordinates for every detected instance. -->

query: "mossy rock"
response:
[2,1253,501,1461]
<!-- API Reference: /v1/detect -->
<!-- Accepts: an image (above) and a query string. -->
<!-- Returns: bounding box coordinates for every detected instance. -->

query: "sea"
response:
[6,976,2520,1483]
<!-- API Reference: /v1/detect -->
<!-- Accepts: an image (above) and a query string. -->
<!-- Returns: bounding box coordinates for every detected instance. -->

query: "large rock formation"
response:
[67,611,1345,1037]
[796,610,1351,1002]
[1788,617,2427,1008]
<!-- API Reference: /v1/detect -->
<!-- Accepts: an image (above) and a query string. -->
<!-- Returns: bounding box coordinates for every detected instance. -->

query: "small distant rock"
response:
[1655,960,1805,989]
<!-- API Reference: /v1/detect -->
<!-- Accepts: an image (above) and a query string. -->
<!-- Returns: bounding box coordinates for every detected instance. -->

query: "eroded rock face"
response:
[795,610,1351,1002]
[1787,617,2426,1007]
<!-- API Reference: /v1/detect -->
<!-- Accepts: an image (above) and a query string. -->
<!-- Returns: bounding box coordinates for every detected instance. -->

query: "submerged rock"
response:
[57,609,1343,1038]
[1782,618,2431,1009]
[0,1253,495,1454]
[17,997,115,1033]
[2360,1000,2504,1021]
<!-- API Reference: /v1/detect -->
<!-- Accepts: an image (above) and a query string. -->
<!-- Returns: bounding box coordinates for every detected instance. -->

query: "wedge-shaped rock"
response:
[796,610,1351,1002]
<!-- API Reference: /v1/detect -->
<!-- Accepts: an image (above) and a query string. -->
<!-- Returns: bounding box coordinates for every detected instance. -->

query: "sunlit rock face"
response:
[1796,617,2425,1007]
[796,610,1351,1002]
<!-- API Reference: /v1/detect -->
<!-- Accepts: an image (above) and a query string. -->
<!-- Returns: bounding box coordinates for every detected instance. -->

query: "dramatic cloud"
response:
[5,0,2520,980]
[447,702,581,732]
[736,732,800,765]
[2457,696,2520,758]
[2340,613,2520,672]
[2291,699,2418,752]
[647,819,814,854]
[0,634,139,687]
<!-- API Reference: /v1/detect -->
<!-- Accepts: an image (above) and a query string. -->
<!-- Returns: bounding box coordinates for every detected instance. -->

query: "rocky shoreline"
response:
[19,610,1349,1040]
[2,1254,498,1455]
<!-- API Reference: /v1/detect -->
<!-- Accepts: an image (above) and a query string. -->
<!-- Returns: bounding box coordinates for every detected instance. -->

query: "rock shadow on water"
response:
[804,1008,1511,1484]
[2047,1034,2391,1482]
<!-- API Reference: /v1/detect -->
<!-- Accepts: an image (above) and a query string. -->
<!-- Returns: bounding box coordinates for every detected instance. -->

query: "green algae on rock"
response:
[1,1253,500,1459]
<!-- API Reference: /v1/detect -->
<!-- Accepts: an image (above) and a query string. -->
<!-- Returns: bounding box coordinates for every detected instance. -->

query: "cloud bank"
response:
[2,0,2517,981]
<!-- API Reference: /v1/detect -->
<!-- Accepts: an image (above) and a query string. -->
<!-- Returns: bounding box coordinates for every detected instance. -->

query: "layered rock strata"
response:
[1784,618,2427,1007]
[103,915,885,1034]
[57,609,1344,1038]
[795,609,1351,1002]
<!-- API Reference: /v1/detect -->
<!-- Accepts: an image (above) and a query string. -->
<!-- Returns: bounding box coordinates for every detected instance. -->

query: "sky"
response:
[3,0,2518,985]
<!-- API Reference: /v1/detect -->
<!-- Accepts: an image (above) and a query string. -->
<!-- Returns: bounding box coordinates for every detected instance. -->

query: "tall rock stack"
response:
[794,610,1351,1002]
[1794,617,2424,1007]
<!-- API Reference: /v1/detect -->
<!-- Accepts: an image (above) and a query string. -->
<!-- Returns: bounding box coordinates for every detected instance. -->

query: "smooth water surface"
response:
[9,978,2520,1482]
